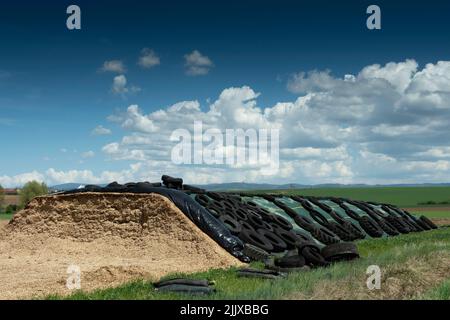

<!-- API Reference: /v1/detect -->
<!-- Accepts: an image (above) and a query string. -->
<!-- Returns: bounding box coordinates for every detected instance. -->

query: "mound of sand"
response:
[0,193,243,299]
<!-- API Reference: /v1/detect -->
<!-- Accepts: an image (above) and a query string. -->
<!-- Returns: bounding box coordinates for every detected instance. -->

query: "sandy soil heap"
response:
[0,193,243,299]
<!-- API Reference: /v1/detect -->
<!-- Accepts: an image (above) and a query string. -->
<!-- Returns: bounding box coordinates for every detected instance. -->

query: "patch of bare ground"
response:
[431,218,450,226]
[0,193,243,299]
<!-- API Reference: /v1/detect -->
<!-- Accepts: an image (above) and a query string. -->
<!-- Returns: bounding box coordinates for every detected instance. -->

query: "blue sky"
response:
[2,0,450,186]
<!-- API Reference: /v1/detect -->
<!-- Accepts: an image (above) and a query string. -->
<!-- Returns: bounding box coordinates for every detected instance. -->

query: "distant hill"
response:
[199,182,308,191]
[49,183,89,192]
[49,181,450,192]
[196,182,450,191]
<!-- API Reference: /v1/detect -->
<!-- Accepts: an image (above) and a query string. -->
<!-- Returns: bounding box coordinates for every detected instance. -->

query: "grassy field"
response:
[49,227,450,300]
[262,186,450,208]
[407,210,450,219]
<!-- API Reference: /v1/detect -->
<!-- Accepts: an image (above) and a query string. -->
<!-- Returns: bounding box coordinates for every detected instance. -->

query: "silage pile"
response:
[0,193,243,299]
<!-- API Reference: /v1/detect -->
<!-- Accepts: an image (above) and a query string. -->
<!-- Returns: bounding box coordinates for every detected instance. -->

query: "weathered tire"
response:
[239,228,274,252]
[156,284,215,294]
[308,210,330,227]
[377,219,400,236]
[386,216,410,234]
[257,229,287,252]
[234,208,249,221]
[240,221,256,232]
[341,221,366,240]
[275,252,306,268]
[237,269,284,280]
[310,227,340,245]
[273,203,299,220]
[272,227,299,249]
[206,192,225,202]
[161,175,183,190]
[295,240,320,252]
[261,220,274,232]
[321,242,360,262]
[247,212,266,229]
[208,199,226,212]
[307,198,333,214]
[195,194,211,207]
[415,217,432,231]
[419,216,438,229]
[293,215,316,232]
[327,209,347,225]
[326,221,356,241]
[401,217,421,232]
[292,230,314,243]
[338,203,362,221]
[301,246,329,267]
[219,215,242,235]
[358,216,384,238]
[154,278,210,288]
[242,243,271,261]
[271,214,293,231]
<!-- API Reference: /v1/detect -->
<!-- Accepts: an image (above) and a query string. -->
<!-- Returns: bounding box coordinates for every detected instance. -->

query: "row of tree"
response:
[0,181,49,214]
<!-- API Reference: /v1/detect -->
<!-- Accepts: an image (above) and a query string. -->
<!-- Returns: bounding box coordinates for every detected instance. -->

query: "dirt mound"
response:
[0,193,243,299]
[9,193,212,241]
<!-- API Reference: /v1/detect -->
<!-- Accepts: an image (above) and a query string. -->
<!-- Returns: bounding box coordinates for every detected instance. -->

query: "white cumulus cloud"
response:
[112,75,141,96]
[100,60,126,73]
[184,50,214,76]
[138,48,160,69]
[91,125,112,135]
[5,59,450,187]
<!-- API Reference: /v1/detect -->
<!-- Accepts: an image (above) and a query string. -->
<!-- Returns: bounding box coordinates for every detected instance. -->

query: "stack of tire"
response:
[195,192,304,253]
[192,191,438,266]
[194,192,358,267]
[330,198,438,236]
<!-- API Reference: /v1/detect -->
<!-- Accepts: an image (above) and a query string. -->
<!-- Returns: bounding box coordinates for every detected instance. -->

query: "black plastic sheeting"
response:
[62,182,249,262]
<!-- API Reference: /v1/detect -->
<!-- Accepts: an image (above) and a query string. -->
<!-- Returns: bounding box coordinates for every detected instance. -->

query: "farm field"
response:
[50,227,450,300]
[261,186,450,208]
[406,209,450,219]
[256,186,450,222]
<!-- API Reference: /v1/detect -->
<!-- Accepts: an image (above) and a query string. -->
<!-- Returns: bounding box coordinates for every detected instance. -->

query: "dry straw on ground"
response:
[0,193,243,299]
[287,252,450,300]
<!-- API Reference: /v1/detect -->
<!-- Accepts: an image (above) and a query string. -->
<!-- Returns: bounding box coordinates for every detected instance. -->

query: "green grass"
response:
[422,278,450,300]
[255,186,450,208]
[0,213,14,221]
[48,227,450,300]
[408,210,450,219]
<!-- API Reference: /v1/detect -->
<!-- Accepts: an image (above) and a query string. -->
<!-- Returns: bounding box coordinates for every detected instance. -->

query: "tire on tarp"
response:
[419,216,438,229]
[239,227,274,252]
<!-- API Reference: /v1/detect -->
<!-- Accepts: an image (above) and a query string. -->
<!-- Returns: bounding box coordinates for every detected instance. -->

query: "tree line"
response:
[0,181,49,214]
